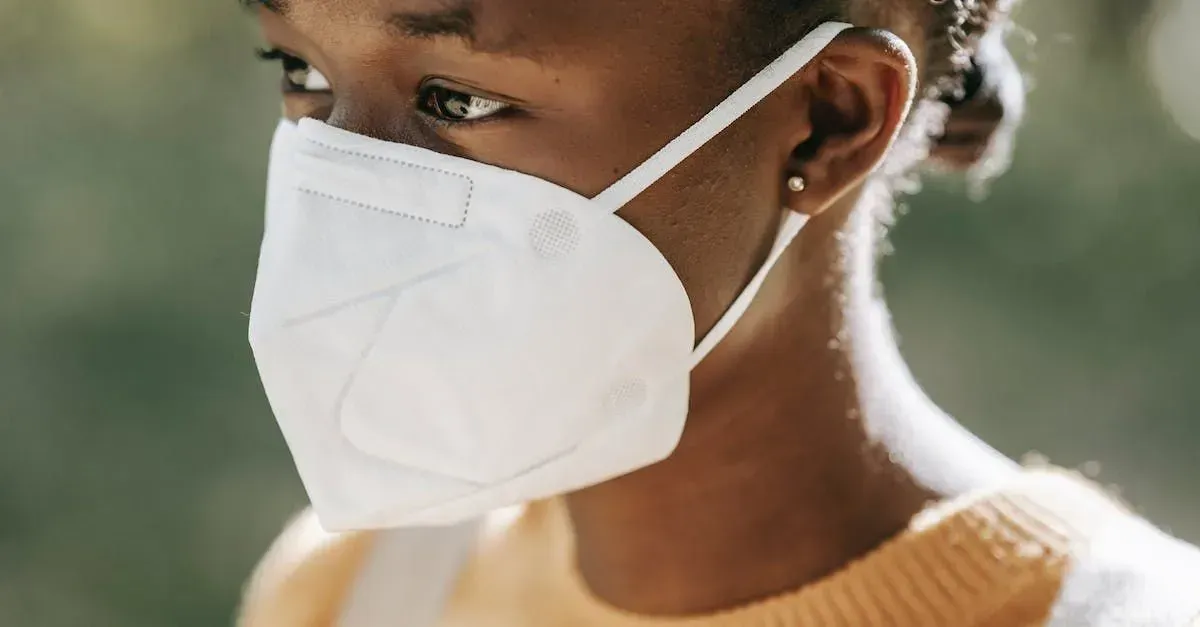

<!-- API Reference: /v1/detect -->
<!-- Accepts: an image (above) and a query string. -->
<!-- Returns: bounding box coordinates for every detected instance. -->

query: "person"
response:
[234,0,1200,625]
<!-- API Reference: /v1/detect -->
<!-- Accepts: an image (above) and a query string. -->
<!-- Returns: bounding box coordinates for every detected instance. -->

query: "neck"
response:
[564,178,1017,616]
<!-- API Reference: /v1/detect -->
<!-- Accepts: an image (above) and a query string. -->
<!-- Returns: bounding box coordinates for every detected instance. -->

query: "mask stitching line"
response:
[300,136,475,227]
[302,136,474,184]
[297,188,468,229]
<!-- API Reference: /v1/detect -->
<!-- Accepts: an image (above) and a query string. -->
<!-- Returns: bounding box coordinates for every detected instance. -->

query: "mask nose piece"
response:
[323,102,437,150]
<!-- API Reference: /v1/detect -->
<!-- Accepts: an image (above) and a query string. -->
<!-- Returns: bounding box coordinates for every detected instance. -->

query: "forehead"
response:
[476,0,736,55]
[267,0,741,63]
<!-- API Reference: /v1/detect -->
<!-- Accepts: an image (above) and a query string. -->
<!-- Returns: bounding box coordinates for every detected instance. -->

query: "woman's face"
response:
[252,0,1012,336]
[255,0,813,336]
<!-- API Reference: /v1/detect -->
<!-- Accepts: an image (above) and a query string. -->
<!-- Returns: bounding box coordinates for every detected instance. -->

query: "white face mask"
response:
[249,22,852,530]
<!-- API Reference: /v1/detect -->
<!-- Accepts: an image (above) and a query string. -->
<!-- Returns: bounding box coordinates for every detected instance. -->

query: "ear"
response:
[782,29,916,216]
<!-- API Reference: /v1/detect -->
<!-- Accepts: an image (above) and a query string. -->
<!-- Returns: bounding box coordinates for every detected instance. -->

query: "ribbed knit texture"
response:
[438,471,1115,627]
[239,469,1183,627]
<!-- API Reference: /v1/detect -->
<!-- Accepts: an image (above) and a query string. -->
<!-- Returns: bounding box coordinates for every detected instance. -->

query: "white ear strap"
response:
[689,210,809,368]
[591,22,853,213]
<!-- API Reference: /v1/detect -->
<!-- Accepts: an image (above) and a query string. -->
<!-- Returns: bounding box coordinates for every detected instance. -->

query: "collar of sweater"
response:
[509,469,1126,626]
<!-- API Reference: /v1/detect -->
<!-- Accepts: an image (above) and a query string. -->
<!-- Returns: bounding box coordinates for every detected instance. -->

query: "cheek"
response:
[282,93,334,122]
[439,59,785,337]
[614,129,783,339]
[463,115,638,198]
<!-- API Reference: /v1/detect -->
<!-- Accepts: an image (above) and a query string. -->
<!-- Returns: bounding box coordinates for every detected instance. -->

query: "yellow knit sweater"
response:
[238,469,1200,626]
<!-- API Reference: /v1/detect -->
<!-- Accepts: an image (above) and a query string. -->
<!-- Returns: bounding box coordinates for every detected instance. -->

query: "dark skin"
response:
[254,0,1022,616]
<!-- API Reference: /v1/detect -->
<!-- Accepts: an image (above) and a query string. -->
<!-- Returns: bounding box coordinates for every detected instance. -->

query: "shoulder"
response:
[1051,517,1200,625]
[236,508,378,627]
[1036,474,1200,626]
[237,507,484,627]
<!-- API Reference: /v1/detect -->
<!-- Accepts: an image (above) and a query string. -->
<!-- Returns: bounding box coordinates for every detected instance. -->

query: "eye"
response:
[256,48,331,93]
[418,83,510,123]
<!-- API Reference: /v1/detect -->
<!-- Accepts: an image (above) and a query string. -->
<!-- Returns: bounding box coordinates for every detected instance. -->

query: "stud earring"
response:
[787,176,807,192]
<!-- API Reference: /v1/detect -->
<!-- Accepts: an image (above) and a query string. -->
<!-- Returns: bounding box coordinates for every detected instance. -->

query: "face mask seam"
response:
[299,136,475,225]
[303,135,476,187]
[297,187,468,229]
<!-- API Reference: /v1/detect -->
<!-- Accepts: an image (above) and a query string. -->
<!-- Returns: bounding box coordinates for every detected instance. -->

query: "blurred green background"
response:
[1,0,1198,625]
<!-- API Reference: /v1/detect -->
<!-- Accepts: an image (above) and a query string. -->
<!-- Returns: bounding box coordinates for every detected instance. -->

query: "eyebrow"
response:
[389,1,477,43]
[244,0,536,60]
[244,0,477,43]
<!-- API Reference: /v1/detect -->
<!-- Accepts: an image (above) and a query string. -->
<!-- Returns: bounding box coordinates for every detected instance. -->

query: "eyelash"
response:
[254,48,512,126]
[256,47,330,93]
[416,81,511,126]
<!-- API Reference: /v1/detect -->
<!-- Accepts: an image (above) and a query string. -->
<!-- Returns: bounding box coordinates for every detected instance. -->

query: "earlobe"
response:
[783,29,916,217]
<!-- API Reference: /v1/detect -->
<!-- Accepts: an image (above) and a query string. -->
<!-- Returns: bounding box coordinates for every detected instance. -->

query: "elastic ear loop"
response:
[689,210,808,367]
[589,22,851,368]
[590,22,852,213]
